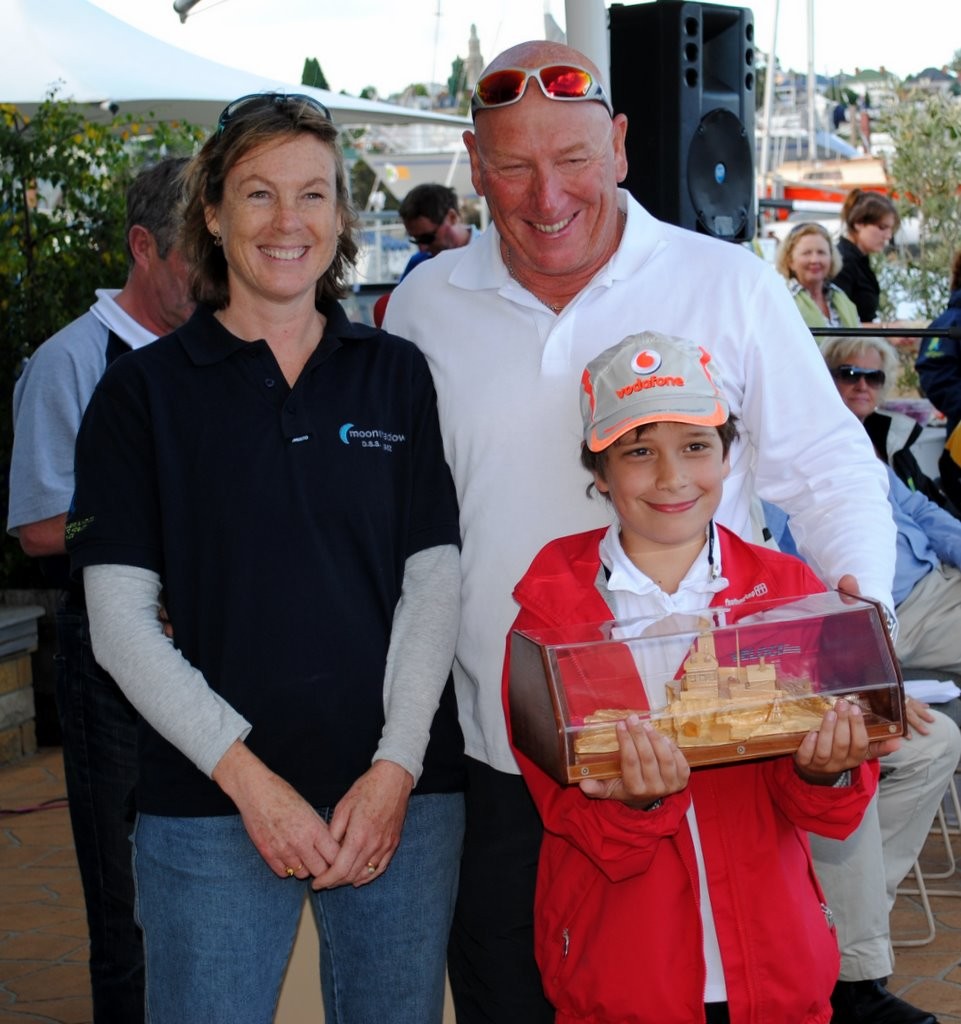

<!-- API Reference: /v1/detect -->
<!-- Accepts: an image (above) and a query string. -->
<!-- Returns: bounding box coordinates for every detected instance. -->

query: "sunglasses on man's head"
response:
[831,365,886,388]
[470,64,613,117]
[216,93,333,135]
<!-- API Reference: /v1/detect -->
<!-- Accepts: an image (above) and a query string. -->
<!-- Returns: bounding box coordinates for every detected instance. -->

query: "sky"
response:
[85,0,957,98]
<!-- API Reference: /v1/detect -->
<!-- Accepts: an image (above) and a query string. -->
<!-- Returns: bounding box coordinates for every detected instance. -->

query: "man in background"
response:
[7,158,193,1022]
[399,182,476,277]
[374,183,479,327]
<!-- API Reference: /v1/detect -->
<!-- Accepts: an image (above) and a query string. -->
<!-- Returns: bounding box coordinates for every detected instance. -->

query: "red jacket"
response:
[504,526,879,1024]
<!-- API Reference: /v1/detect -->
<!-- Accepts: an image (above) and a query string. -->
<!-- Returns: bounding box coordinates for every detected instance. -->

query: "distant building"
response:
[841,67,899,109]
[464,24,484,91]
[903,66,960,96]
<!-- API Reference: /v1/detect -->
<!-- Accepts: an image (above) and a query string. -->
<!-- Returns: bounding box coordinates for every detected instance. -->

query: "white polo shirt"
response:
[386,190,895,774]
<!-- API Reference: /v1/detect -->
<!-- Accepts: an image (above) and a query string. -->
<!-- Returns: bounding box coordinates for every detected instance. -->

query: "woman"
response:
[66,94,465,1023]
[775,221,860,331]
[834,189,900,323]
[822,338,961,715]
[821,335,957,515]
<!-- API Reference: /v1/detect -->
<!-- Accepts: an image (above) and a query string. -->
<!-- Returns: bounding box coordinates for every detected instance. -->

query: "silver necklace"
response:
[504,247,562,314]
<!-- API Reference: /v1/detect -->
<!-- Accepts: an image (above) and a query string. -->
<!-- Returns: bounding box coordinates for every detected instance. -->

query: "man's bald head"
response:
[480,40,605,84]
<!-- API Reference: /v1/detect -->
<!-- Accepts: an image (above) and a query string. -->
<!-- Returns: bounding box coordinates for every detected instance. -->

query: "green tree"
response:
[301,57,330,91]
[0,94,201,585]
[878,93,961,321]
[448,57,466,101]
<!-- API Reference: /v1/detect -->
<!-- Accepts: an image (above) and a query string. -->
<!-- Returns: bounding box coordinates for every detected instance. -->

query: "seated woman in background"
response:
[775,221,860,332]
[833,189,900,324]
[821,335,958,516]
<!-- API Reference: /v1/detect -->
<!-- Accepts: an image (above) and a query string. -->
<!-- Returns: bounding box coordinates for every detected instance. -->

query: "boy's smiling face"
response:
[593,420,730,560]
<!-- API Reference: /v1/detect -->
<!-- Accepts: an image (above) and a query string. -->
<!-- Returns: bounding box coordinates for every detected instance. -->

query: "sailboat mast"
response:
[431,0,442,96]
[758,0,779,199]
[806,0,818,163]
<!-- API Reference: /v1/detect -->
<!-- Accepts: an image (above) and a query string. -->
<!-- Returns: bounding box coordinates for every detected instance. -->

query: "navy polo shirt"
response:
[68,302,464,816]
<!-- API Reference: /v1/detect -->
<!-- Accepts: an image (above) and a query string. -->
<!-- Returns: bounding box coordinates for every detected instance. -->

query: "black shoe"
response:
[830,978,938,1024]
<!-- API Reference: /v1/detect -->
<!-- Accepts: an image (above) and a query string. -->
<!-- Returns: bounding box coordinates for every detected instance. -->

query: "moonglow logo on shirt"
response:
[338,422,407,453]
[617,348,684,398]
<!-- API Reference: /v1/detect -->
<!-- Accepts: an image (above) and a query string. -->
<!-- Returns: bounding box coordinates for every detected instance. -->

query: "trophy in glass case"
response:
[508,591,904,784]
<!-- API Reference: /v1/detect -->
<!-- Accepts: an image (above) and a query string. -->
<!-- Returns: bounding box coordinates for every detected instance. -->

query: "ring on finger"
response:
[366,861,378,874]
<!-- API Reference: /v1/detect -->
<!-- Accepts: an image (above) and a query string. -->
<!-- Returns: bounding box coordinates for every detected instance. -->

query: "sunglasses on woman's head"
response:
[216,93,333,135]
[470,65,613,117]
[831,365,886,388]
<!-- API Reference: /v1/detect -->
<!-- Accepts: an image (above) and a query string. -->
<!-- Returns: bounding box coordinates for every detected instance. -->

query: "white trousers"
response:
[808,708,960,981]
[895,562,961,671]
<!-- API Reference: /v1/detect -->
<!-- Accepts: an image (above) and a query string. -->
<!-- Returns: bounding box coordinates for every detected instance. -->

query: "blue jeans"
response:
[55,601,144,1022]
[133,791,465,1024]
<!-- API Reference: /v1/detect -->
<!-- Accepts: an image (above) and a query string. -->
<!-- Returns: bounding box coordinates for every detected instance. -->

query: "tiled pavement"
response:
[0,750,88,1024]
[1,748,960,1023]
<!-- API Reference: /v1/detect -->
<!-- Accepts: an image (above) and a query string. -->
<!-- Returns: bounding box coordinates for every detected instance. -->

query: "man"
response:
[374,183,479,327]
[916,249,961,510]
[7,158,193,1022]
[400,182,475,259]
[808,703,957,1024]
[386,42,897,1023]
[768,473,958,1024]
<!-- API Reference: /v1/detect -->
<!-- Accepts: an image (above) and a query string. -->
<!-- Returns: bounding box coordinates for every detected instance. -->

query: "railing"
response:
[349,212,417,289]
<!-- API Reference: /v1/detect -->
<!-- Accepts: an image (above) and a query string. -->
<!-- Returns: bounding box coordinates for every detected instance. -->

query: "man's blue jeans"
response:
[55,600,144,1022]
[133,791,465,1024]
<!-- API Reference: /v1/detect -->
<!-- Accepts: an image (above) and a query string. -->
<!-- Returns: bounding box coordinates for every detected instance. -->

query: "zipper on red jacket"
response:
[821,903,835,931]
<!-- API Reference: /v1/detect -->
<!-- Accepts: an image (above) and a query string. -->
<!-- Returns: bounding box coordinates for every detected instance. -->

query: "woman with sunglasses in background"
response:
[66,93,465,1023]
[822,335,958,516]
[820,334,961,722]
[775,222,860,335]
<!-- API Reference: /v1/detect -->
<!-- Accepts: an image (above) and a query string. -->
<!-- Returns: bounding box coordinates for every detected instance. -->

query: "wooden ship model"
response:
[575,626,834,755]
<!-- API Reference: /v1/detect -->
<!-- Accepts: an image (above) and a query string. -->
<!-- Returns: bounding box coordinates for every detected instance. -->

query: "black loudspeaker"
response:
[609,1,756,241]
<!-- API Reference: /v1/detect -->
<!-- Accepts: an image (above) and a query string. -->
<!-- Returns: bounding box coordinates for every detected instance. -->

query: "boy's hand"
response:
[794,698,900,785]
[580,715,690,809]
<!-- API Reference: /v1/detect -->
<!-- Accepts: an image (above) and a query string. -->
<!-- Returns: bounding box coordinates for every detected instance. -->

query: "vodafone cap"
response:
[581,331,729,452]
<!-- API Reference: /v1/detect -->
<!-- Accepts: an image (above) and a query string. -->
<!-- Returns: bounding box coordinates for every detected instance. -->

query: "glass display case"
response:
[508,591,904,784]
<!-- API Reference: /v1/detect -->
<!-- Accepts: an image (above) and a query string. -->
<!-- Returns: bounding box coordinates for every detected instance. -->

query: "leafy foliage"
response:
[0,93,202,586]
[879,93,961,320]
[448,57,466,101]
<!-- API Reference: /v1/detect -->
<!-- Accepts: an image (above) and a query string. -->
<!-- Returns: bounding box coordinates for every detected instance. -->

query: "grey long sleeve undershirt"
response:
[83,544,460,783]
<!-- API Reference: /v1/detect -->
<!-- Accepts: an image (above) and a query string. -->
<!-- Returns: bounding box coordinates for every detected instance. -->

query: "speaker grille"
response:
[609,1,756,241]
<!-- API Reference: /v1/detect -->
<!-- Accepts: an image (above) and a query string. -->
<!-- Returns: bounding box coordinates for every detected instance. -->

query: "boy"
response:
[503,331,895,1024]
